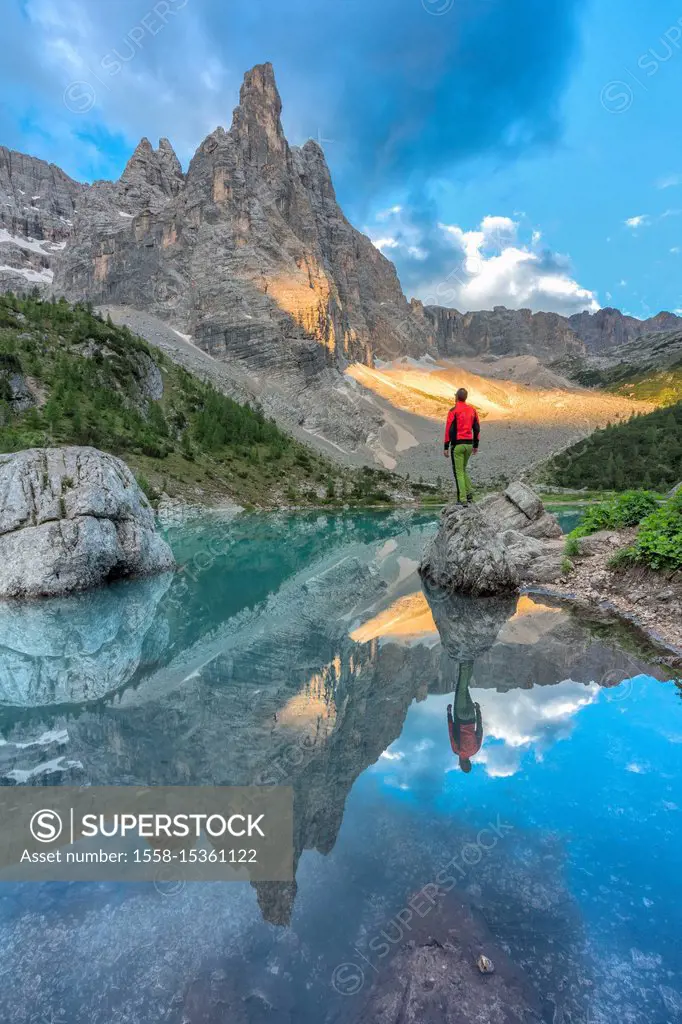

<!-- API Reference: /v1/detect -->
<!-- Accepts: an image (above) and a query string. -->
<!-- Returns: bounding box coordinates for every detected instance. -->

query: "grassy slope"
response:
[556,357,682,406]
[553,330,682,407]
[0,293,446,508]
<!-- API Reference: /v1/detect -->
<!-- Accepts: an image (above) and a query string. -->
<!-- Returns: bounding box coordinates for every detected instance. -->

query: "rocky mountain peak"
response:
[156,137,184,195]
[297,138,336,198]
[121,137,154,175]
[119,136,183,209]
[230,61,287,165]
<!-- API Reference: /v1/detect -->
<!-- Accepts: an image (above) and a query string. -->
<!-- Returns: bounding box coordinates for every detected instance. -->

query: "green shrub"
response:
[135,473,156,501]
[607,546,638,572]
[608,490,660,528]
[570,491,659,540]
[564,535,580,557]
[633,492,682,570]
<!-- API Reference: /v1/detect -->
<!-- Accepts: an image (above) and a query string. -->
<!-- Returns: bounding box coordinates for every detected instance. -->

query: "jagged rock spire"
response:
[230,62,287,166]
[120,137,155,183]
[119,136,184,204]
[156,137,184,195]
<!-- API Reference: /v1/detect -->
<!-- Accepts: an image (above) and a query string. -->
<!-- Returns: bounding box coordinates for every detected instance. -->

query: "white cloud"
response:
[367,210,599,315]
[373,237,400,250]
[657,174,682,189]
[376,205,403,221]
[625,215,650,228]
[475,679,600,778]
[200,58,226,93]
[372,678,601,784]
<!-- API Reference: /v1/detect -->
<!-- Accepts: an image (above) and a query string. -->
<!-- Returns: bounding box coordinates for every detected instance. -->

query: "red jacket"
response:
[444,401,480,451]
[447,706,483,758]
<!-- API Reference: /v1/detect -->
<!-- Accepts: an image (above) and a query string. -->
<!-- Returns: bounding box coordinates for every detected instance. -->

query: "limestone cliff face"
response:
[414,302,587,360]
[54,62,429,367]
[416,301,682,359]
[0,146,82,295]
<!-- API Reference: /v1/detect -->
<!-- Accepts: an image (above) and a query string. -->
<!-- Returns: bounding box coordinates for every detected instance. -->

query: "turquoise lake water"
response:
[0,509,679,1023]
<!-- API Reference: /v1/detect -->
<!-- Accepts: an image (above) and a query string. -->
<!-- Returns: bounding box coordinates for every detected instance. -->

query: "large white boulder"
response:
[0,447,175,598]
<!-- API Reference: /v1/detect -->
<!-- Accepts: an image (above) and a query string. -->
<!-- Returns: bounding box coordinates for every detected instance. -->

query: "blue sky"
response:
[2,0,682,318]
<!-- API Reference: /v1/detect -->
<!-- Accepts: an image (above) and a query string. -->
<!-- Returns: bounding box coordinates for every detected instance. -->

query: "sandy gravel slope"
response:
[347,358,653,484]
[101,307,652,486]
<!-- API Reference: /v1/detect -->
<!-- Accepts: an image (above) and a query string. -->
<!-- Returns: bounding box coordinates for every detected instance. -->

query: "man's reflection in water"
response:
[447,661,483,773]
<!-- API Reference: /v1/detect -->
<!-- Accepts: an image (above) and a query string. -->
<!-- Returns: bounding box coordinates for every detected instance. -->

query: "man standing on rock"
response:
[443,388,480,505]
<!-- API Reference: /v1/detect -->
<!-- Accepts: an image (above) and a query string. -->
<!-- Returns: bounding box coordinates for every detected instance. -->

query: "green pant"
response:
[455,662,476,721]
[450,443,474,502]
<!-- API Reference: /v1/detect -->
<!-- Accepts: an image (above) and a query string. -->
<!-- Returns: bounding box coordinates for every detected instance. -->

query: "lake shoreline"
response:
[529,570,682,672]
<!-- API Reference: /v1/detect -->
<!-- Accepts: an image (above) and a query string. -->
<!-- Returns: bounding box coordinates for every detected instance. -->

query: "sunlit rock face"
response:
[0,574,171,707]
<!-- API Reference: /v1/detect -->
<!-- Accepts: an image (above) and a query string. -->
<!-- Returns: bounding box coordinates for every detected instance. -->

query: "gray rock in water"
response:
[0,446,175,598]
[423,587,517,660]
[355,890,541,1024]
[419,483,564,595]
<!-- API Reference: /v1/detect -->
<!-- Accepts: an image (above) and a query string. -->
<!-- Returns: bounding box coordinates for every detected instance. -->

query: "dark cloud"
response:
[202,0,586,212]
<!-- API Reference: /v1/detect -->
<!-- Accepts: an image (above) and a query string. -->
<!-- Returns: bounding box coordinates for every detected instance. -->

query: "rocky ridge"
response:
[414,301,682,361]
[2,65,678,372]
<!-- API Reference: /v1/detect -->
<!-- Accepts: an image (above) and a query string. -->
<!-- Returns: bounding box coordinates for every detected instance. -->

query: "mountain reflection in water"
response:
[0,510,679,1024]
